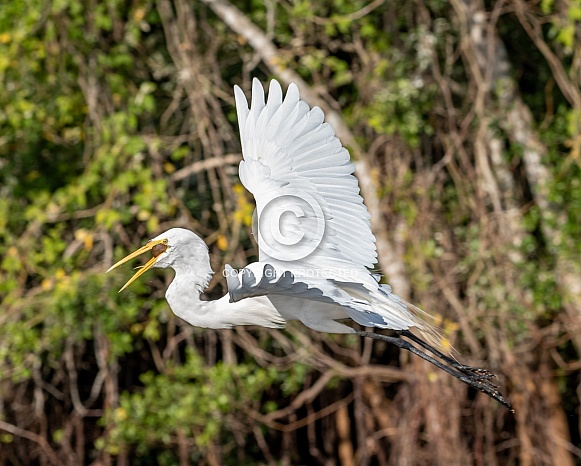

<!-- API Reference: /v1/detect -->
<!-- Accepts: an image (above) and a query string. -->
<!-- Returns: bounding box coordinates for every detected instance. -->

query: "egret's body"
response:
[108,79,511,409]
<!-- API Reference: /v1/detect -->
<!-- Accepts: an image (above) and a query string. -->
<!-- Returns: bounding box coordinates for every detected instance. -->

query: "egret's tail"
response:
[335,280,453,356]
[374,285,453,356]
[398,298,455,356]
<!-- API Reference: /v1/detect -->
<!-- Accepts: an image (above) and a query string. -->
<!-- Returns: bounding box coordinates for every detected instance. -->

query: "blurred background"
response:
[1,0,580,464]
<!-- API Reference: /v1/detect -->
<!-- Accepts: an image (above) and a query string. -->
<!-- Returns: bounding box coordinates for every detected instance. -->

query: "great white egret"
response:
[107,79,511,409]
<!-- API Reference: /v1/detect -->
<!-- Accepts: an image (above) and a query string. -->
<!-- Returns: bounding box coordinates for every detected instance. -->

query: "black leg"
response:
[354,330,513,411]
[397,329,494,379]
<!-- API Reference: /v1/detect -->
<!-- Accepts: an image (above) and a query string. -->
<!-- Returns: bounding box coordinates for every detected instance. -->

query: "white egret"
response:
[107,79,510,409]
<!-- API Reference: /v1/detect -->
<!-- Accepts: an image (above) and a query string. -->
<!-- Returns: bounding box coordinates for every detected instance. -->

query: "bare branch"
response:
[171,154,242,181]
[0,420,59,465]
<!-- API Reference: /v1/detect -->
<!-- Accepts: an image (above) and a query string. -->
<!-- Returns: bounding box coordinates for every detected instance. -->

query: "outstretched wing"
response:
[234,79,377,270]
[224,262,438,335]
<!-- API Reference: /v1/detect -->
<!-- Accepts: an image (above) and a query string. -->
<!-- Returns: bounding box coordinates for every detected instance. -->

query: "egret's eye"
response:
[152,243,168,257]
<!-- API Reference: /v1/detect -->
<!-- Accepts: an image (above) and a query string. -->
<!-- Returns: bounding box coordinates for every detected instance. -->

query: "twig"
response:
[311,0,386,24]
[0,420,59,465]
[247,393,355,432]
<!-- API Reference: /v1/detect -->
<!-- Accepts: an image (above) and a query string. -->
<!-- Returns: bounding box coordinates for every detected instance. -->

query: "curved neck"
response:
[165,269,216,326]
[171,259,212,291]
[166,267,209,304]
[164,269,285,329]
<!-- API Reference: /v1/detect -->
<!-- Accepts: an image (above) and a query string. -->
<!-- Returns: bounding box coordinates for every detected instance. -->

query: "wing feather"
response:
[235,78,377,269]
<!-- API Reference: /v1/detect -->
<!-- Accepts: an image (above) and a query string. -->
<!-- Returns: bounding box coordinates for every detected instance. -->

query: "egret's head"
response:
[106,228,208,292]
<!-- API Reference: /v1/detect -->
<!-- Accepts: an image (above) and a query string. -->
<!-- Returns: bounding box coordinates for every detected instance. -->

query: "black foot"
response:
[356,330,513,411]
[398,330,498,381]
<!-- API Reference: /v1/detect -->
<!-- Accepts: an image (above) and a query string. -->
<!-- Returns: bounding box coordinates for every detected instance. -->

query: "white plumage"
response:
[107,79,511,409]
[235,79,376,269]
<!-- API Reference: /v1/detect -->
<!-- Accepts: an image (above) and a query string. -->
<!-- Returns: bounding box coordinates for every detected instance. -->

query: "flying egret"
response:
[107,79,511,409]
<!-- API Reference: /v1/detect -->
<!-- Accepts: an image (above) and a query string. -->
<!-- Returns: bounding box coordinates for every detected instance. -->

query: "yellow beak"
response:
[106,239,168,292]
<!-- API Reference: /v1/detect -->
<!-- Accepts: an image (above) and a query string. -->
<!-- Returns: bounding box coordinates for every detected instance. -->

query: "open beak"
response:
[106,239,168,292]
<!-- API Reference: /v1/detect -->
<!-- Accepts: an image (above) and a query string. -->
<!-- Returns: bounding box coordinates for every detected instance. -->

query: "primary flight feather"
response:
[107,78,511,409]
